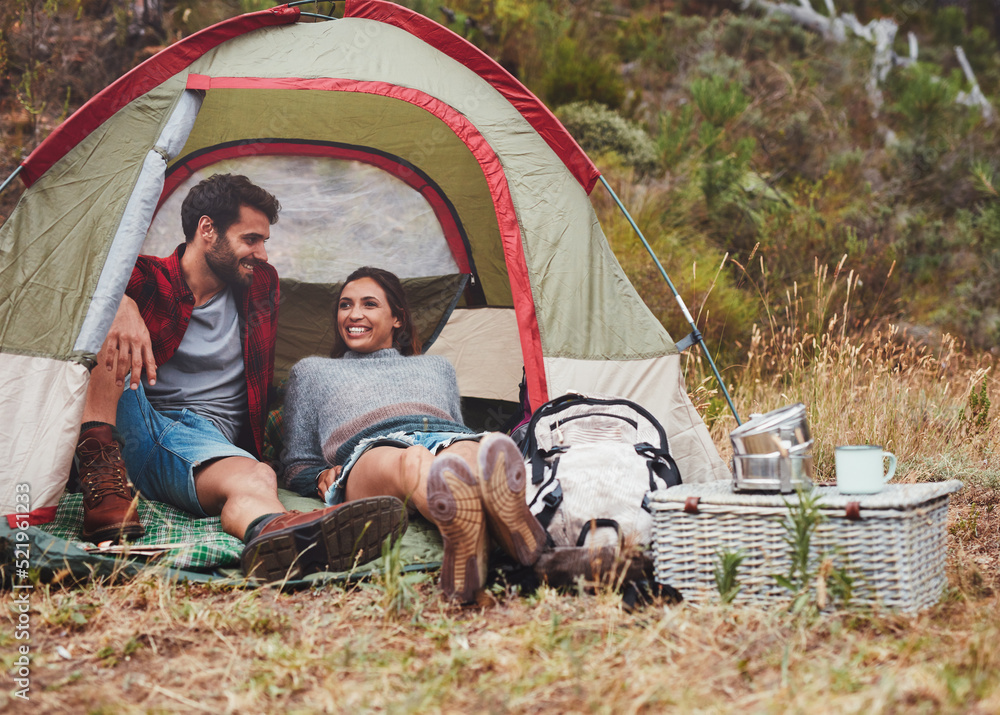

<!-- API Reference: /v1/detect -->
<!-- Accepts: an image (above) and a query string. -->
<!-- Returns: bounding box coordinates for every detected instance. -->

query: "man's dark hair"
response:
[180,173,280,242]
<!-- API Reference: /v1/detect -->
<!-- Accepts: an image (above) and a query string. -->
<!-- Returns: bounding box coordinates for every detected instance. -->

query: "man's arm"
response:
[103,294,157,390]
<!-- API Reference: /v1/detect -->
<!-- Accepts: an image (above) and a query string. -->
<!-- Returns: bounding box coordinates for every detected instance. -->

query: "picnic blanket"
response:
[1,489,444,587]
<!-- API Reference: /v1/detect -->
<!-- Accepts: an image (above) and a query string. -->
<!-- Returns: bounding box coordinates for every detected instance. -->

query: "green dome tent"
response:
[0,0,728,518]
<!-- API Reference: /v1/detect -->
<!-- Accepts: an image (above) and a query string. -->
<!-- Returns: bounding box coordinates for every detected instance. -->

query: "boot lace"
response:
[79,440,130,501]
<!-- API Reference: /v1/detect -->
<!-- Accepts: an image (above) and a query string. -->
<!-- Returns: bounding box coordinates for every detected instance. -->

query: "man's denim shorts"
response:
[115,384,255,517]
[323,429,485,506]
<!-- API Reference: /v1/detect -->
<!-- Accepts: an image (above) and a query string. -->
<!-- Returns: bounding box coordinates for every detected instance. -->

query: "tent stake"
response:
[599,175,741,425]
[0,165,23,198]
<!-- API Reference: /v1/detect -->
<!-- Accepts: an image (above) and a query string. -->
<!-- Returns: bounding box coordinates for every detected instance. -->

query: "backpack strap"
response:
[534,481,563,531]
[530,445,567,485]
[636,442,681,489]
[575,518,622,548]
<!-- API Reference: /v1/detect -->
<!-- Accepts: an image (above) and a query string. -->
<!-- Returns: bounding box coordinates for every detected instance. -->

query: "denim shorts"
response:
[115,384,255,517]
[323,430,485,506]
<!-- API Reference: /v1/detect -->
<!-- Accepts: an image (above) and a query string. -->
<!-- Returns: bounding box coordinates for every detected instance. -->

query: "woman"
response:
[281,266,546,602]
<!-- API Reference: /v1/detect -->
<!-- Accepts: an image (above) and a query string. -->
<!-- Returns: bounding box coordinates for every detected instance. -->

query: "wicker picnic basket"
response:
[650,480,962,612]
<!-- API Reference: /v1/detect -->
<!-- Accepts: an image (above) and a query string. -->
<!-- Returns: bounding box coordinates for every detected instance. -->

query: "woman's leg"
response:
[344,444,432,518]
[345,441,487,602]
[344,440,481,519]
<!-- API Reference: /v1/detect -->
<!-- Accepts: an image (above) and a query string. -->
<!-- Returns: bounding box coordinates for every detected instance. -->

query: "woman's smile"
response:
[337,277,401,353]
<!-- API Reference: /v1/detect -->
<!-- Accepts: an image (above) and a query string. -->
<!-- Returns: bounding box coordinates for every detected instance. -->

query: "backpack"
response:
[521,393,682,548]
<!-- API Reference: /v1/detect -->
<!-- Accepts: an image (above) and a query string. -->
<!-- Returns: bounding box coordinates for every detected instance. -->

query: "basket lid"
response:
[650,480,963,510]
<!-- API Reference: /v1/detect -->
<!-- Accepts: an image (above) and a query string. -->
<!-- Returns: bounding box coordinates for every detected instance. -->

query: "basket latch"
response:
[845,501,862,520]
[683,496,701,514]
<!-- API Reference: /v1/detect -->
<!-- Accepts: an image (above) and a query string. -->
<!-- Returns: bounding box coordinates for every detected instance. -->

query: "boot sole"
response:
[426,454,487,603]
[241,496,408,583]
[81,521,146,544]
[479,433,546,566]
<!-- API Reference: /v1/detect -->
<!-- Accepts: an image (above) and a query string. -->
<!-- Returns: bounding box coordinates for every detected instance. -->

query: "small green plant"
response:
[772,487,858,612]
[377,529,414,619]
[657,103,695,169]
[687,75,754,206]
[959,377,992,437]
[949,502,994,540]
[713,548,745,604]
[773,486,825,612]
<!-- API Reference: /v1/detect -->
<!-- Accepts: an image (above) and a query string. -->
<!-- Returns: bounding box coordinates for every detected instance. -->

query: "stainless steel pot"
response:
[730,403,813,492]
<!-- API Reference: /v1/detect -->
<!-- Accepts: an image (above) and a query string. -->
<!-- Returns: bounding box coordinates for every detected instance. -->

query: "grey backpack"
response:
[522,394,682,548]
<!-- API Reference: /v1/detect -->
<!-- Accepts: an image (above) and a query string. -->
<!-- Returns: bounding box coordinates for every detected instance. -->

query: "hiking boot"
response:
[77,424,145,544]
[533,546,654,589]
[426,454,488,603]
[241,496,408,582]
[477,433,546,567]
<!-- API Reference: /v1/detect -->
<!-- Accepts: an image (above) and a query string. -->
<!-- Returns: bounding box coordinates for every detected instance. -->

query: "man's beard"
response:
[205,234,253,287]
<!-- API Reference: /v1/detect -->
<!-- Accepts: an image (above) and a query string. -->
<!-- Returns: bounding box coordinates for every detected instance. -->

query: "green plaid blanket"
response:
[27,489,445,583]
[39,493,243,571]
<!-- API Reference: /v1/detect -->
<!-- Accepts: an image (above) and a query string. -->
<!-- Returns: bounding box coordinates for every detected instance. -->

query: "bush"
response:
[542,36,627,110]
[556,101,658,174]
[887,62,962,137]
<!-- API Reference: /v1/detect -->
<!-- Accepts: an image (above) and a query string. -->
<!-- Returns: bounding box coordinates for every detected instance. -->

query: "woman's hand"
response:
[317,465,343,499]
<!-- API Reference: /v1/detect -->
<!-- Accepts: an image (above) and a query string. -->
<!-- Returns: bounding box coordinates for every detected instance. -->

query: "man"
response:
[74,173,406,580]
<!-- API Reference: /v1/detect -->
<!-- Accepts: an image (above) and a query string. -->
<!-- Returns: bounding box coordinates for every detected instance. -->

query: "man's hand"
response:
[103,295,157,390]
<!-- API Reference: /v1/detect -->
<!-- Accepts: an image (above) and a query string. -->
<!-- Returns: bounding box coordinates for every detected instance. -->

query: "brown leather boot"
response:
[241,496,408,582]
[77,424,145,543]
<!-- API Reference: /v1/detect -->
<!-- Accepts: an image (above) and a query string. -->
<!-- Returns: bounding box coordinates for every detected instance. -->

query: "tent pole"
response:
[599,175,742,426]
[0,165,23,198]
[287,0,337,19]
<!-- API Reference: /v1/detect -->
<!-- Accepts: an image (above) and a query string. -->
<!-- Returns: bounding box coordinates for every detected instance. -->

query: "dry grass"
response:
[3,570,1000,713]
[3,264,999,712]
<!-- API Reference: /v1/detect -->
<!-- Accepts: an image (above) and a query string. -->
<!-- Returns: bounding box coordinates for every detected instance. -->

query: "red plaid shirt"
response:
[126,244,279,457]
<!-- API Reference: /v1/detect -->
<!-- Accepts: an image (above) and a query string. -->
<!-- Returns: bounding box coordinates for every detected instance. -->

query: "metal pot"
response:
[730,403,813,492]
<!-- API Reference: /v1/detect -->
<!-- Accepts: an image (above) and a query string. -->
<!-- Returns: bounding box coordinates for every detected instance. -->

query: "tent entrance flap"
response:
[274,274,468,380]
[144,153,463,284]
[164,82,510,305]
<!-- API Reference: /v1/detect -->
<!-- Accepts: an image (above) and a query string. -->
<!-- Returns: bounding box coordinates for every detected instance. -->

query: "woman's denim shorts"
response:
[323,429,485,506]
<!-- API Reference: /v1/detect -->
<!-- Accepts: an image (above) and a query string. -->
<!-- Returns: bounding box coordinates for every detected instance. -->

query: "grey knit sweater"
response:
[280,348,471,496]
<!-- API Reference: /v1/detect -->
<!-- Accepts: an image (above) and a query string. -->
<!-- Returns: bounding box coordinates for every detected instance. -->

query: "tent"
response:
[0,0,729,518]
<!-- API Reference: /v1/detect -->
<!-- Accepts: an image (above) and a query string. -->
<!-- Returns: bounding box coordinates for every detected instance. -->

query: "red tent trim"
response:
[345,0,600,195]
[182,74,548,403]
[19,6,300,187]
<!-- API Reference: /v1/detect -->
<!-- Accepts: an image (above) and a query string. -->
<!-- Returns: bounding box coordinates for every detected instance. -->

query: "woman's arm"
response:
[443,359,465,424]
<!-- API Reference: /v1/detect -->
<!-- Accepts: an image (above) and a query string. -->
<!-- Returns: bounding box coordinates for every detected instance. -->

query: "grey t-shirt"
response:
[143,287,247,443]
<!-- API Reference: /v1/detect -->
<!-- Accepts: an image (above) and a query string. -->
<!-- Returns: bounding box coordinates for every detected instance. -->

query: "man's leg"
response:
[192,456,285,539]
[196,457,409,582]
[75,342,144,543]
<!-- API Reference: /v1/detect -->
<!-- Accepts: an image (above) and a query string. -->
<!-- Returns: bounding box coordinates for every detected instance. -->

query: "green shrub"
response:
[687,75,754,206]
[657,103,696,169]
[542,36,627,110]
[887,62,962,136]
[932,6,967,47]
[718,13,814,62]
[556,101,657,174]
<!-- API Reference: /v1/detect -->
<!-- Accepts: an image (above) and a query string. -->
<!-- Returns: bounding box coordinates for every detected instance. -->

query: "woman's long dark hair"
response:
[329,267,422,357]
